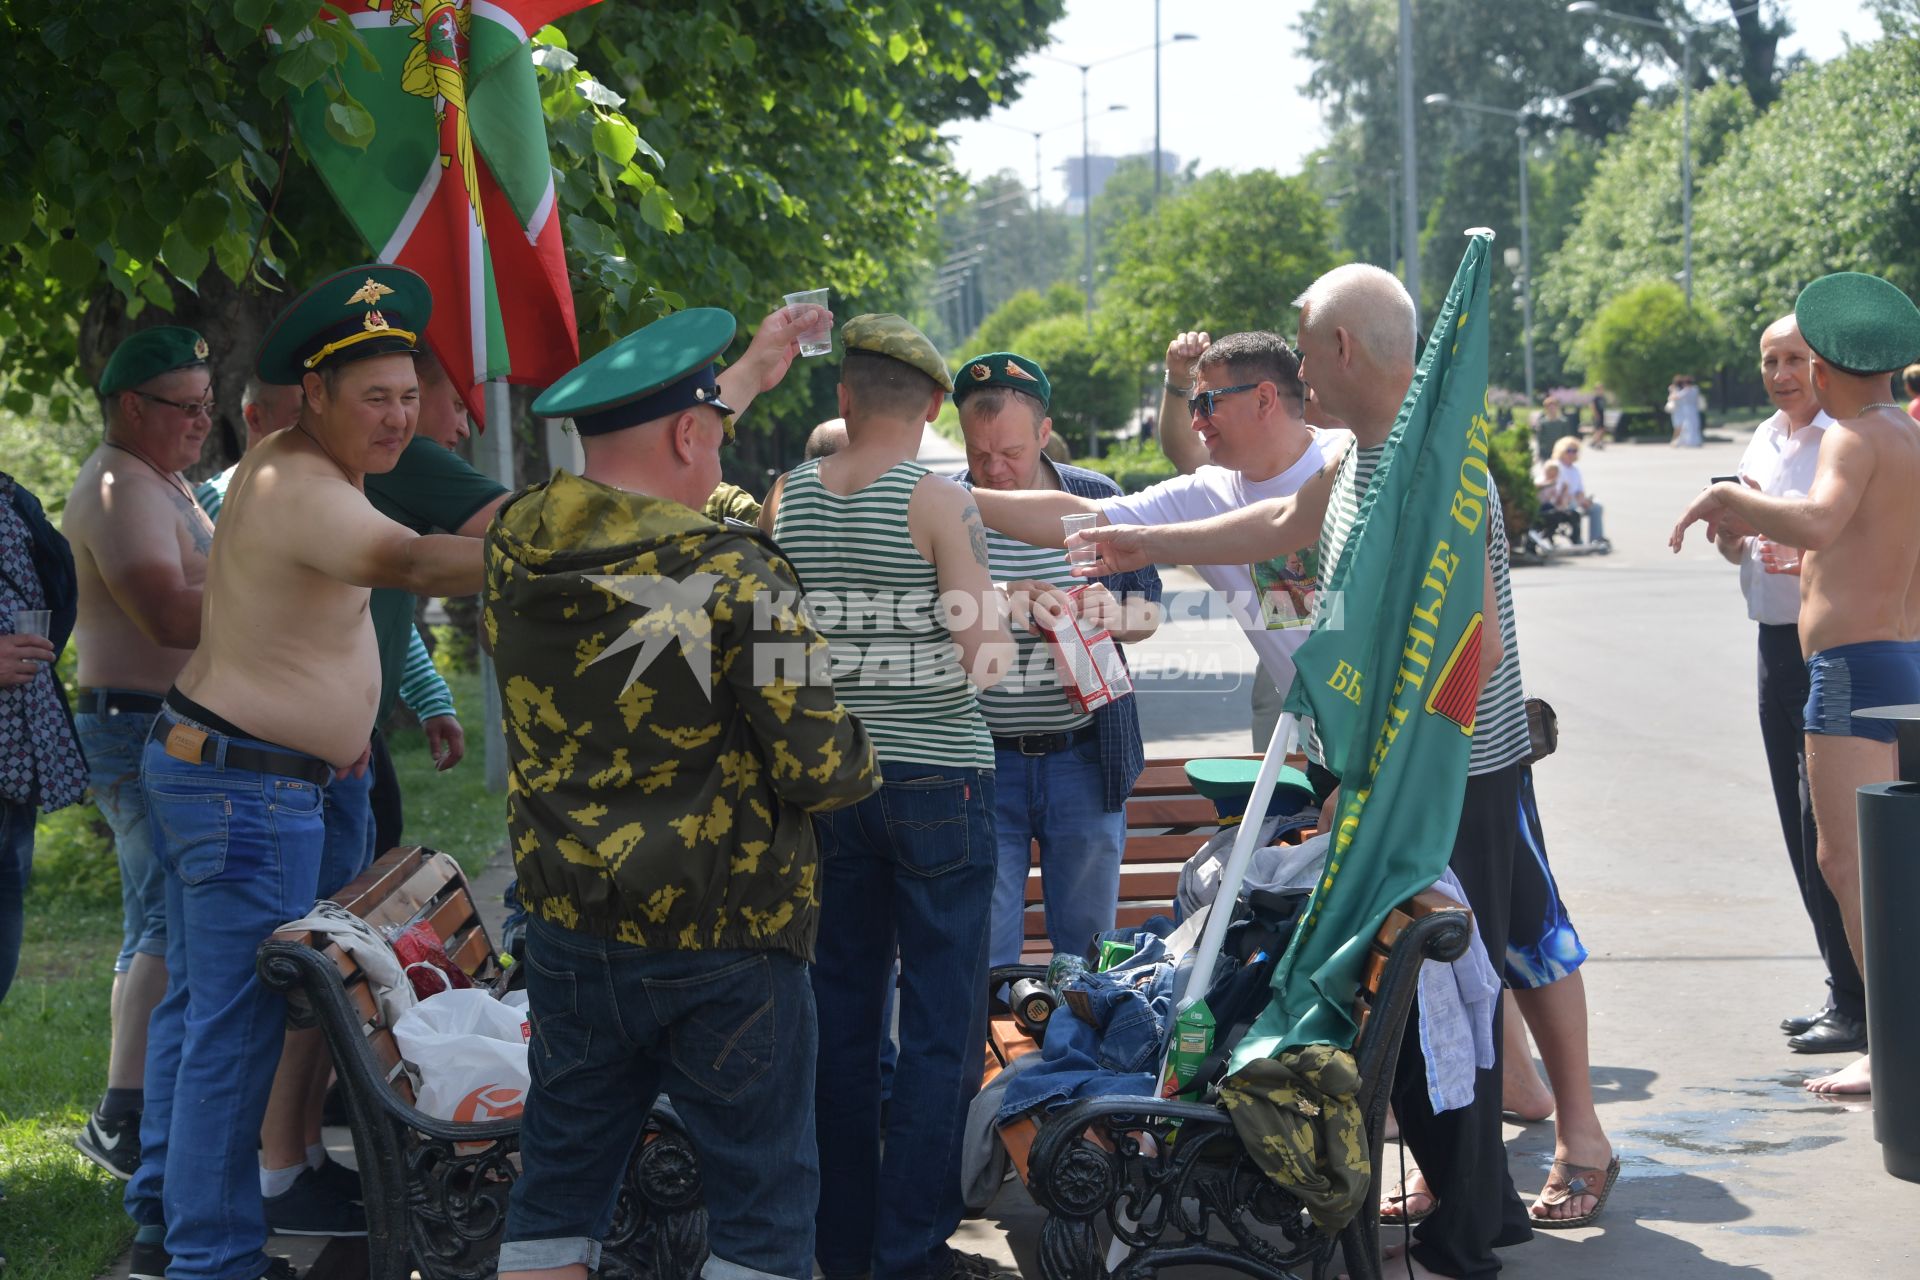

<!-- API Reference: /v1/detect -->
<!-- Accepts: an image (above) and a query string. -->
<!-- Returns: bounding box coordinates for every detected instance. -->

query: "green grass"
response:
[0,662,505,1277]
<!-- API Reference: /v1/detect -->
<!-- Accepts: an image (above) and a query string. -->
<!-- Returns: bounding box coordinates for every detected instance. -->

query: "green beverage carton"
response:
[1158,998,1216,1099]
[1096,939,1136,972]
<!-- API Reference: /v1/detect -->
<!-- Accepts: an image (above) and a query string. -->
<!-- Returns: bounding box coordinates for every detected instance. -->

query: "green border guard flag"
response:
[1231,233,1496,1066]
[274,2,595,425]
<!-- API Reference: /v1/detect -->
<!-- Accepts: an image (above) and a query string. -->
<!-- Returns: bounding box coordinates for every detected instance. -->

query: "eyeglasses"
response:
[137,392,216,419]
[1187,384,1259,419]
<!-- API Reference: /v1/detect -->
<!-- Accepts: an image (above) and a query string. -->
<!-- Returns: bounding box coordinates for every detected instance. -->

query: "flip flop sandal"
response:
[1529,1155,1621,1230]
[1380,1183,1436,1225]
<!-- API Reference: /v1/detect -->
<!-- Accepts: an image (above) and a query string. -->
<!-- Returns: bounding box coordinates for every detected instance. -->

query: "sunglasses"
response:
[1187,384,1259,419]
[138,391,216,419]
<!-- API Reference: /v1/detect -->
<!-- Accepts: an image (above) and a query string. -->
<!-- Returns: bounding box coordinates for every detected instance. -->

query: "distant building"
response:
[1059,149,1181,213]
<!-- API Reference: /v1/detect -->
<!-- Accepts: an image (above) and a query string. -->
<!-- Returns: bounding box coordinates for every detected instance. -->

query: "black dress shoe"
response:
[1781,1006,1830,1036]
[1788,1009,1867,1054]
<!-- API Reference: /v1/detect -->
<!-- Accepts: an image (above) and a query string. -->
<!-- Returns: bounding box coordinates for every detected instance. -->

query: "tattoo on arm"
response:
[961,503,990,568]
[166,486,214,557]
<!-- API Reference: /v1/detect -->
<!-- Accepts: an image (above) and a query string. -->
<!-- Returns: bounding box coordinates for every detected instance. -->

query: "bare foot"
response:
[1806,1053,1872,1096]
[1344,1244,1447,1280]
[1381,1168,1435,1223]
[1503,1057,1556,1123]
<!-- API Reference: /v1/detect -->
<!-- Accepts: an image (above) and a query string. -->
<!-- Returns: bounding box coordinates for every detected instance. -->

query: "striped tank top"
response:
[773,459,994,770]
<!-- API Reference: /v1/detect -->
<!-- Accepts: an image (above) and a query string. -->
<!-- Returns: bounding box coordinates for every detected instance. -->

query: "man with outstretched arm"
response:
[126,266,485,1280]
[1671,271,1920,1099]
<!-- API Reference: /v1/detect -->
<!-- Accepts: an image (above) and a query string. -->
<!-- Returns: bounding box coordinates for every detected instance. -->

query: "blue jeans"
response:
[501,920,819,1279]
[124,712,328,1280]
[76,706,168,972]
[318,764,374,899]
[988,739,1126,968]
[0,798,33,1005]
[812,762,995,1280]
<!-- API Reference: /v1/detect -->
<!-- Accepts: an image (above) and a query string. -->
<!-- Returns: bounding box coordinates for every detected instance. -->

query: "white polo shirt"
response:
[1734,409,1831,626]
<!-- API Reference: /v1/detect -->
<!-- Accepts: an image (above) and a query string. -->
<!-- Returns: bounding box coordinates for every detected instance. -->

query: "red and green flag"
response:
[276,1,594,423]
[1231,232,1497,1066]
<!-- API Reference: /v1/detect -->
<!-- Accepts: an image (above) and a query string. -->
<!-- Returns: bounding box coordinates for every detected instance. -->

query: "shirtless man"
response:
[63,327,216,1181]
[1670,271,1920,1099]
[127,266,483,1280]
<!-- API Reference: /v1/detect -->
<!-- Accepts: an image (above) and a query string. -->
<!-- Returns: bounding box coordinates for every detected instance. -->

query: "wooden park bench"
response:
[983,756,1473,1280]
[254,846,709,1280]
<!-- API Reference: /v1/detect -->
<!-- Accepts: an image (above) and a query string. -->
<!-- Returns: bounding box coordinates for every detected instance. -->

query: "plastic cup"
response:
[14,609,49,638]
[1062,513,1100,567]
[784,289,833,357]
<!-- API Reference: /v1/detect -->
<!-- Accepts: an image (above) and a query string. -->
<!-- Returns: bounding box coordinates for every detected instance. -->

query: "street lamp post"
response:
[1566,1,1763,306]
[1397,0,1420,319]
[1424,77,1615,406]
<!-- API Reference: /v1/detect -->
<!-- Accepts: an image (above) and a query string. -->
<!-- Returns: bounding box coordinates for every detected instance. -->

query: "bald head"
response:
[804,418,848,460]
[1293,264,1419,441]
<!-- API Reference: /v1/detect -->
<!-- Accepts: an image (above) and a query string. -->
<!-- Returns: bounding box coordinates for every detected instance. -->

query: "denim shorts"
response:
[500,921,820,1280]
[76,704,167,972]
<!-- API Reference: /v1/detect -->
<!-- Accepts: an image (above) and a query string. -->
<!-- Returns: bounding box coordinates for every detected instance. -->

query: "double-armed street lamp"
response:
[984,107,1126,215]
[1423,77,1616,405]
[1040,31,1197,339]
[1566,1,1764,305]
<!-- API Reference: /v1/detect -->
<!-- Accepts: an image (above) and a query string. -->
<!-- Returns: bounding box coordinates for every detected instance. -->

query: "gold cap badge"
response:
[193,337,210,359]
[1004,360,1038,382]
[969,362,991,381]
[347,278,396,308]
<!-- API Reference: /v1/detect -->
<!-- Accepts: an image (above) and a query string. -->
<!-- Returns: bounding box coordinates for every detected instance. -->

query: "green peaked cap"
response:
[255,264,431,386]
[532,308,738,435]
[1185,757,1318,823]
[953,351,1052,412]
[1794,271,1920,376]
[99,326,210,396]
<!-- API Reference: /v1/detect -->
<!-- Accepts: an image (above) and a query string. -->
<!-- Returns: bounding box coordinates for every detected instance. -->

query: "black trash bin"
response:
[1857,704,1920,1183]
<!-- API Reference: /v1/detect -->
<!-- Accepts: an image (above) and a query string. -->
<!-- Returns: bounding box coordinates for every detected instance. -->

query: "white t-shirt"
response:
[1736,409,1831,626]
[1099,435,1336,698]
[1556,460,1588,500]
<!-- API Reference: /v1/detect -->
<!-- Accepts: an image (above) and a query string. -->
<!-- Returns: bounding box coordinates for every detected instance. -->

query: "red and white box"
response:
[1035,585,1135,713]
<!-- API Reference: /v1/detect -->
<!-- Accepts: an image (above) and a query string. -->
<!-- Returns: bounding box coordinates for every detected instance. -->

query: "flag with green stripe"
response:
[275,1,591,423]
[1232,233,1497,1064]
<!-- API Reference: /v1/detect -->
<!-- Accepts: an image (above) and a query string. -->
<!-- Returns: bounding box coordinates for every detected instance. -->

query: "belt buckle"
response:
[1021,734,1057,756]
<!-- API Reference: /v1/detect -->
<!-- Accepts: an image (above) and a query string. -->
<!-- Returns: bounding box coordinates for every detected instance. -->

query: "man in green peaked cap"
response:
[1672,270,1920,1100]
[62,324,218,1190]
[760,313,1019,1280]
[488,299,877,1280]
[124,265,490,1280]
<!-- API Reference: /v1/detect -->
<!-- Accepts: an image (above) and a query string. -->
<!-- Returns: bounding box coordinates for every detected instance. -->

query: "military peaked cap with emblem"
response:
[1185,757,1318,824]
[532,307,738,437]
[954,350,1051,412]
[842,313,953,391]
[1795,271,1920,376]
[255,265,432,386]
[99,326,211,396]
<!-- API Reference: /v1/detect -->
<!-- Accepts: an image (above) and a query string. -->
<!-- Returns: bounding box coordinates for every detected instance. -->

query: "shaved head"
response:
[1294,264,1418,366]
[1292,263,1419,437]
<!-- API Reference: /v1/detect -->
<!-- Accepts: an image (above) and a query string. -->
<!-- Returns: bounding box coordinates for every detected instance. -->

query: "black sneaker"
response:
[308,1155,364,1206]
[263,1167,368,1237]
[258,1260,301,1280]
[74,1111,141,1180]
[127,1239,171,1280]
[944,1249,1016,1279]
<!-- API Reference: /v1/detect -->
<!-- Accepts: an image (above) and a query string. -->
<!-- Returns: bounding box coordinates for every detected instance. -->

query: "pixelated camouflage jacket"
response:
[484,470,879,960]
[1218,1044,1369,1232]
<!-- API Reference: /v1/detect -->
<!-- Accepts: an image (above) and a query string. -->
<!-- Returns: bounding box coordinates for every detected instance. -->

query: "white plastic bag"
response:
[391,988,531,1125]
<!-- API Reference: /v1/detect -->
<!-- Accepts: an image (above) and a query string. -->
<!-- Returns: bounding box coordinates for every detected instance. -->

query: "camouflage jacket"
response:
[1219,1045,1369,1232]
[484,470,878,960]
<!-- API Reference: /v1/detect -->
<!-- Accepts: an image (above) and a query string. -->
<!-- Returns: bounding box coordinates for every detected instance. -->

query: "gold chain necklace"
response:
[104,440,201,508]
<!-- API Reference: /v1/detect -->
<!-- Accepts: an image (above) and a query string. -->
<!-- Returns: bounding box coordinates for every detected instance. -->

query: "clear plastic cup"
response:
[13,609,49,638]
[783,289,833,357]
[1062,513,1100,567]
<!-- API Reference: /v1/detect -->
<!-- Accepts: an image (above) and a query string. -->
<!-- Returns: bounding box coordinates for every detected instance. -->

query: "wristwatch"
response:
[1164,377,1191,395]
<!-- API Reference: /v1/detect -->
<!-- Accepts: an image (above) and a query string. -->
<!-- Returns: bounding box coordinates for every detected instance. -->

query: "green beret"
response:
[842,313,953,391]
[1186,757,1318,824]
[99,326,210,396]
[953,351,1051,412]
[255,264,432,386]
[533,308,737,436]
[1794,272,1920,376]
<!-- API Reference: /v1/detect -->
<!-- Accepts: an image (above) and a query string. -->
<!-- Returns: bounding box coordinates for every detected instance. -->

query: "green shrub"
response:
[1490,425,1539,539]
[1574,280,1732,408]
[1075,438,1177,494]
[429,622,478,676]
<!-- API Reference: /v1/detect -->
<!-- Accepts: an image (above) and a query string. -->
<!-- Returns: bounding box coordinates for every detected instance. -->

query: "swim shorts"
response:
[1804,640,1920,742]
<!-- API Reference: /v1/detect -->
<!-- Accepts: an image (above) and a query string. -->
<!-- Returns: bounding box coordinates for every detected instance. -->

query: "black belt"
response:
[156,711,334,788]
[992,725,1097,757]
[75,688,166,717]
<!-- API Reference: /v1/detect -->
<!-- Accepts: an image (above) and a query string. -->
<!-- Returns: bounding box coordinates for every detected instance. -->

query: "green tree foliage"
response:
[1005,312,1133,455]
[1095,170,1338,374]
[1574,279,1730,407]
[956,282,1081,358]
[0,0,1065,478]
[1690,38,1920,347]
[924,171,1077,348]
[1533,83,1755,360]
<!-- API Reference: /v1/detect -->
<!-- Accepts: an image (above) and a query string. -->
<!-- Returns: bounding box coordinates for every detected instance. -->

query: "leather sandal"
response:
[1529,1154,1621,1230]
[1380,1180,1435,1224]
